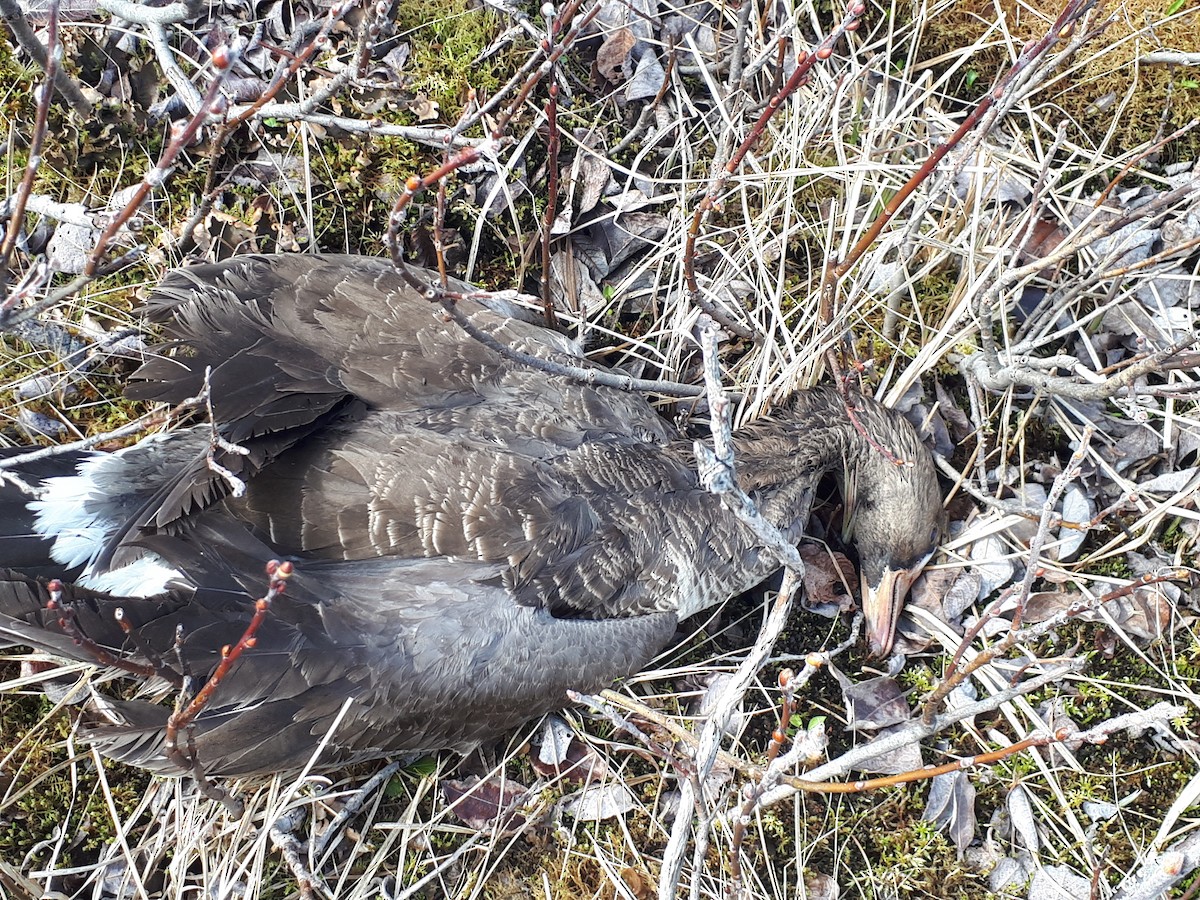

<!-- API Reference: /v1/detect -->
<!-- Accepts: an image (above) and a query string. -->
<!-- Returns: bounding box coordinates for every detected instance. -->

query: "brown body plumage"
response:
[0,254,943,777]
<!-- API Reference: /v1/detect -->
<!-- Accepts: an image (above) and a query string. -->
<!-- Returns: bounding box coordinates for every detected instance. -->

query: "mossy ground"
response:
[0,668,152,870]
[913,0,1200,162]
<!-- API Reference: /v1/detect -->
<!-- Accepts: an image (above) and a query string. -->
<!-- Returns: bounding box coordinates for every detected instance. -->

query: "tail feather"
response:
[0,439,197,596]
[0,448,91,581]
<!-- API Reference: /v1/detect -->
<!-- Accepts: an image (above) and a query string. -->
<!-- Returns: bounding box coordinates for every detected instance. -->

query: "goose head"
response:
[836,396,945,656]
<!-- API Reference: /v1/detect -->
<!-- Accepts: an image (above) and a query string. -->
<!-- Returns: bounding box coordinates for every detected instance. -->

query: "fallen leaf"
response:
[532,716,610,783]
[798,543,857,612]
[803,872,840,900]
[1006,783,1039,853]
[442,776,529,833]
[620,866,655,900]
[922,770,977,857]
[561,782,637,821]
[970,535,1016,598]
[843,675,910,730]
[407,92,439,122]
[597,27,636,83]
[1027,865,1092,899]
[1053,483,1092,561]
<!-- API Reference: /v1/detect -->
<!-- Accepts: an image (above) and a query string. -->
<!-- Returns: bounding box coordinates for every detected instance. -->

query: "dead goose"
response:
[0,254,944,777]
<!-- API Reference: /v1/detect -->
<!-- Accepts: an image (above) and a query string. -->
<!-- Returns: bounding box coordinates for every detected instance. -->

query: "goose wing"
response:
[120,254,672,531]
[112,254,717,619]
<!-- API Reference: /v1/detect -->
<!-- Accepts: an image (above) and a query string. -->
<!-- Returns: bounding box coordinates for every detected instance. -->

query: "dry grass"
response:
[2,0,1199,898]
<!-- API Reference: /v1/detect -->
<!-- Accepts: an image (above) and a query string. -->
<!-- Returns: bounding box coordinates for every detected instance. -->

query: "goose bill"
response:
[863,565,917,657]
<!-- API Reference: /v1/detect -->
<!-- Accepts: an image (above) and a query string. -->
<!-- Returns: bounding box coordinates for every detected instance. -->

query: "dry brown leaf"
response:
[597,27,636,83]
[442,775,529,833]
[798,543,856,611]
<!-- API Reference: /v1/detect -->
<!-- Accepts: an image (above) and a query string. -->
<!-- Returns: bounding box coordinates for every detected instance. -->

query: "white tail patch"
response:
[28,443,183,597]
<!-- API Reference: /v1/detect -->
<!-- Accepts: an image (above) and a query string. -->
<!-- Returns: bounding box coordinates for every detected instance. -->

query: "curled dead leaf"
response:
[442,775,529,834]
[597,27,637,83]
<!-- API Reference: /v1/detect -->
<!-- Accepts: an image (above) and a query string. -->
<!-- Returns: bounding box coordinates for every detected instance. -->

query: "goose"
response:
[0,254,944,778]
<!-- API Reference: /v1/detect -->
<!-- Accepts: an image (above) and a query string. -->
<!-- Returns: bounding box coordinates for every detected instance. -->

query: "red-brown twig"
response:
[113,607,184,688]
[163,560,290,751]
[922,568,1190,725]
[786,732,1053,795]
[378,10,710,400]
[45,580,160,681]
[160,559,290,814]
[83,49,237,278]
[682,1,869,340]
[815,0,1099,456]
[490,0,596,139]
[383,0,600,271]
[179,4,375,252]
[0,0,59,286]
[729,667,798,893]
[827,0,1097,284]
[206,5,353,162]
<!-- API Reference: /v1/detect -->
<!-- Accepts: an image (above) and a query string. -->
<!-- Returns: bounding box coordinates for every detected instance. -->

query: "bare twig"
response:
[83,51,234,277]
[0,0,90,115]
[683,1,869,340]
[0,0,59,278]
[658,320,806,900]
[45,580,160,681]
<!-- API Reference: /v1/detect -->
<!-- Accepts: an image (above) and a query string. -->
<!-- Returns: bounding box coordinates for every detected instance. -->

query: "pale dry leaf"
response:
[990,855,1032,893]
[1008,484,1047,547]
[568,150,613,222]
[1054,483,1092,561]
[837,675,922,774]
[1137,467,1200,494]
[971,534,1016,598]
[548,252,606,315]
[922,770,977,856]
[626,45,665,101]
[942,571,983,622]
[533,732,610,784]
[1021,590,1080,623]
[536,715,574,767]
[1007,783,1040,853]
[562,782,637,821]
[854,724,923,775]
[406,93,439,122]
[1026,865,1091,900]
[1102,427,1161,474]
[1083,799,1120,822]
[587,209,669,274]
[906,564,957,618]
[841,675,911,731]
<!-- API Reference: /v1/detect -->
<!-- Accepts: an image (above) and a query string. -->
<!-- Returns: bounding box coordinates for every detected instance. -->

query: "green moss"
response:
[861,816,977,896]
[395,0,511,122]
[0,680,152,867]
